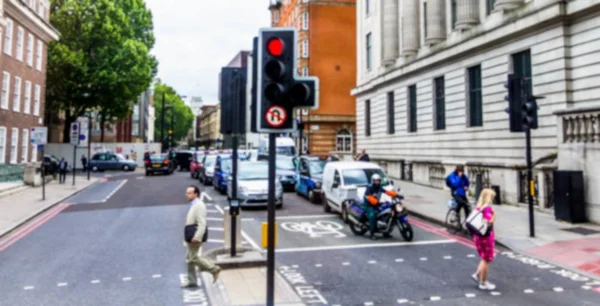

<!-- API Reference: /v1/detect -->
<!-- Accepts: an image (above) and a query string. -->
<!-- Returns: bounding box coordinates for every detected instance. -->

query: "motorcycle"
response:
[346,192,414,241]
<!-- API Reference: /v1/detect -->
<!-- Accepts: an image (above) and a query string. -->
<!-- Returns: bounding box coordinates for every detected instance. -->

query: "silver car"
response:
[227,161,283,208]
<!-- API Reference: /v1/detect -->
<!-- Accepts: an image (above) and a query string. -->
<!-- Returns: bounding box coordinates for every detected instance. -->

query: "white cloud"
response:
[145,0,270,102]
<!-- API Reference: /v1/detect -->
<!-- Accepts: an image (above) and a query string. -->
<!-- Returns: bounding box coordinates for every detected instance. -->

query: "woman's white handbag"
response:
[465,207,489,236]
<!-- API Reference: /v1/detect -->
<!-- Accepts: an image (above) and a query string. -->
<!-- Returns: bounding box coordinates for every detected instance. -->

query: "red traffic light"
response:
[267,38,284,56]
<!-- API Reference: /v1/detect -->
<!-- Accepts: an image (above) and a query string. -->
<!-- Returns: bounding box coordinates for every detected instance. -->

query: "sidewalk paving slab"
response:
[396,180,600,279]
[0,178,99,238]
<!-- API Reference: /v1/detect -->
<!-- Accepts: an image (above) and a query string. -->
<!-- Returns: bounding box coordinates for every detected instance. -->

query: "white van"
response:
[257,136,296,156]
[321,161,396,221]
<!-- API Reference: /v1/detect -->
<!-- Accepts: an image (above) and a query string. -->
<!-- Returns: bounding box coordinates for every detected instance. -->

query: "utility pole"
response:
[170,106,175,150]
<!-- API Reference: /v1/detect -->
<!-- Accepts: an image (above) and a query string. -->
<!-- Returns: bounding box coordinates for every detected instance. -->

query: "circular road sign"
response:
[265,105,287,128]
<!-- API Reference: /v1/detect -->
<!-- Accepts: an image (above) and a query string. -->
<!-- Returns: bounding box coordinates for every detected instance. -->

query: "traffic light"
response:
[220,67,247,135]
[522,96,540,130]
[504,74,523,132]
[256,28,319,132]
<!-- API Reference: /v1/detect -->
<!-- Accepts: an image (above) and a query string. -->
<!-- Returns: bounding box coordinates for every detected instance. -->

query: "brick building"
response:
[0,0,59,167]
[269,0,357,157]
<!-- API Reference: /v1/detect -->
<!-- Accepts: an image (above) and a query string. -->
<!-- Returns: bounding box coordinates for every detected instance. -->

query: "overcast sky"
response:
[145,0,270,104]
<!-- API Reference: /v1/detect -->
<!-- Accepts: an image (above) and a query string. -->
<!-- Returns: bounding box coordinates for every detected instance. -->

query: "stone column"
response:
[382,0,399,65]
[425,0,446,45]
[402,0,420,57]
[494,0,525,11]
[455,0,479,30]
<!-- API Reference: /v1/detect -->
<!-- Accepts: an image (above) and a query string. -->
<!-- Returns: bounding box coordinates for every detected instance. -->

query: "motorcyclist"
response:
[363,174,398,240]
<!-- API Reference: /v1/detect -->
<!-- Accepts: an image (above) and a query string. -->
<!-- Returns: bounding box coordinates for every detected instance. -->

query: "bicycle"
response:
[445,196,472,235]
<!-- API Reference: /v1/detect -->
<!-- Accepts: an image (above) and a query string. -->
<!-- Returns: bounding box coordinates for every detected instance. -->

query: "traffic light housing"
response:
[504,74,524,132]
[256,27,319,133]
[220,67,247,135]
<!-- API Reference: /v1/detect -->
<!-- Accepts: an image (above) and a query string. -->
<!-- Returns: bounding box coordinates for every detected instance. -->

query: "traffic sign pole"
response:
[42,145,45,201]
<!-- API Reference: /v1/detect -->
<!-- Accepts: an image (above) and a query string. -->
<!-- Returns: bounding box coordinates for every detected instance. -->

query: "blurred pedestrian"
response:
[471,188,497,290]
[355,149,370,161]
[81,154,88,172]
[181,185,221,288]
[58,158,68,183]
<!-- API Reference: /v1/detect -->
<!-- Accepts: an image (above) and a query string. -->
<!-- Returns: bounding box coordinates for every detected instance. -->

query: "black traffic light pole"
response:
[525,126,535,237]
[266,133,276,306]
[161,93,165,151]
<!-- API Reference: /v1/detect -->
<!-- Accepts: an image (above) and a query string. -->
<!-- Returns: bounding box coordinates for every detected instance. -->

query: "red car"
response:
[190,153,205,179]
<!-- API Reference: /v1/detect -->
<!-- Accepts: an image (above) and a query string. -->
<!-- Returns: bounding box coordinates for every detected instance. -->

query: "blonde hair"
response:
[476,188,497,208]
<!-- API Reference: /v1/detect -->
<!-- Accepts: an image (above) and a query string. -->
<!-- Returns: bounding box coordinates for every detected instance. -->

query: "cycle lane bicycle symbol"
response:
[280,220,346,238]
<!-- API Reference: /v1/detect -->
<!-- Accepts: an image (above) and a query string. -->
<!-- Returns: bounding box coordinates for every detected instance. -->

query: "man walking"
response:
[182,185,221,288]
[355,149,370,162]
[58,158,68,184]
[81,154,88,172]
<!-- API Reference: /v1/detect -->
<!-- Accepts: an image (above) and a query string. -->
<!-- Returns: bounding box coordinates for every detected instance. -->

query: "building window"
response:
[13,77,21,112]
[26,34,34,66]
[408,85,417,132]
[302,12,309,30]
[513,49,532,111]
[387,91,395,134]
[336,129,353,152]
[10,128,18,164]
[0,127,6,164]
[36,40,43,71]
[21,129,28,163]
[365,100,371,136]
[302,67,309,76]
[366,32,372,70]
[24,81,31,114]
[468,65,483,127]
[273,10,279,23]
[16,27,24,61]
[1,72,10,109]
[4,19,13,56]
[302,39,308,58]
[451,0,457,30]
[487,0,496,15]
[434,76,445,130]
[366,0,372,15]
[33,84,40,116]
[38,0,45,18]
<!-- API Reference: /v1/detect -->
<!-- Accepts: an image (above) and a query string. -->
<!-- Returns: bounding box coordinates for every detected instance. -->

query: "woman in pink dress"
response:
[471,188,497,290]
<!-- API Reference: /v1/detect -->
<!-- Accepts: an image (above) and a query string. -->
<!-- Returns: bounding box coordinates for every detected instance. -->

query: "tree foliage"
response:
[47,0,158,142]
[153,80,195,145]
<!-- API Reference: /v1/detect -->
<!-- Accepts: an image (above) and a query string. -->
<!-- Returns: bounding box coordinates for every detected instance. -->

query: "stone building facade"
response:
[352,0,600,221]
[269,0,357,158]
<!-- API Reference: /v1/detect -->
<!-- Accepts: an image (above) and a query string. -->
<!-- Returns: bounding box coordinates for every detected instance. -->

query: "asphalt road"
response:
[0,171,598,306]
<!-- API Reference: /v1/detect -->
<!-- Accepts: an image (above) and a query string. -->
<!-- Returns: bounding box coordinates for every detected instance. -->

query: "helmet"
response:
[371,174,381,183]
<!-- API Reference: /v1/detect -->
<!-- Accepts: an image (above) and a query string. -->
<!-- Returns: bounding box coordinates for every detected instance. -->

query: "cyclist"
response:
[446,165,471,218]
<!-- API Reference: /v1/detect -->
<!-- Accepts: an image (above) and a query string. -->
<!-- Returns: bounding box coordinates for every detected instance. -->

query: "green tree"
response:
[47,0,158,142]
[153,80,195,148]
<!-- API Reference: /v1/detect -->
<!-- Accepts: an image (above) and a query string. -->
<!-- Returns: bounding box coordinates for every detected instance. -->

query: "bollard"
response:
[261,221,277,249]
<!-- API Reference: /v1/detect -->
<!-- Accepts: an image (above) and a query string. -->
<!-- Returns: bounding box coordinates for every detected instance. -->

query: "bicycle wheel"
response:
[445,208,461,234]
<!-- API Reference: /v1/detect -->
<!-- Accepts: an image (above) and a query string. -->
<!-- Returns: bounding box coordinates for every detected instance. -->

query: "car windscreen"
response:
[276,157,295,171]
[308,160,326,175]
[276,146,296,156]
[221,158,232,172]
[239,163,269,180]
[204,156,216,167]
[341,168,390,187]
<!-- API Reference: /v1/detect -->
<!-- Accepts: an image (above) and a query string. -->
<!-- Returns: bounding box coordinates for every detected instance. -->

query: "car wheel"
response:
[122,165,130,171]
[308,190,316,204]
[323,195,332,213]
[145,171,149,176]
[92,166,99,172]
[203,176,210,186]
[341,203,349,224]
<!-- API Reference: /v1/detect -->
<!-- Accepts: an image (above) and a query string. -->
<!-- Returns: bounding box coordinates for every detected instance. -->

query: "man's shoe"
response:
[180,283,198,288]
[212,267,221,284]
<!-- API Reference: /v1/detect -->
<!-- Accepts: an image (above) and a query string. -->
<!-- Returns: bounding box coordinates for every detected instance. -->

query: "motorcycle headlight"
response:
[395,204,405,212]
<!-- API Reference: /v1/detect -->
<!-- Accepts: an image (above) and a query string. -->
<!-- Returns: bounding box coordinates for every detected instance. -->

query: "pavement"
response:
[396,180,600,280]
[0,171,598,305]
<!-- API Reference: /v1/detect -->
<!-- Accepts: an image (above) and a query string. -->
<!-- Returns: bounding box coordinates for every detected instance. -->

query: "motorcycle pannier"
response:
[349,203,366,220]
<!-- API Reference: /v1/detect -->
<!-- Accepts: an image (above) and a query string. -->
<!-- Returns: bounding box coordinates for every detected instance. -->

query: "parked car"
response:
[145,153,175,175]
[295,156,327,203]
[199,154,218,185]
[321,161,395,219]
[227,161,283,208]
[190,152,205,179]
[276,155,297,191]
[174,151,193,171]
[42,155,60,175]
[213,155,232,193]
[89,152,137,172]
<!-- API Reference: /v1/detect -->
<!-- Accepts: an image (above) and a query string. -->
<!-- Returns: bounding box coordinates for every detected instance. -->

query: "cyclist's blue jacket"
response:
[445,172,470,197]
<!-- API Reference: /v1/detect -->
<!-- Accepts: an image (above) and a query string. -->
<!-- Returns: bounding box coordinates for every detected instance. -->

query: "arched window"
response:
[336,129,352,152]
